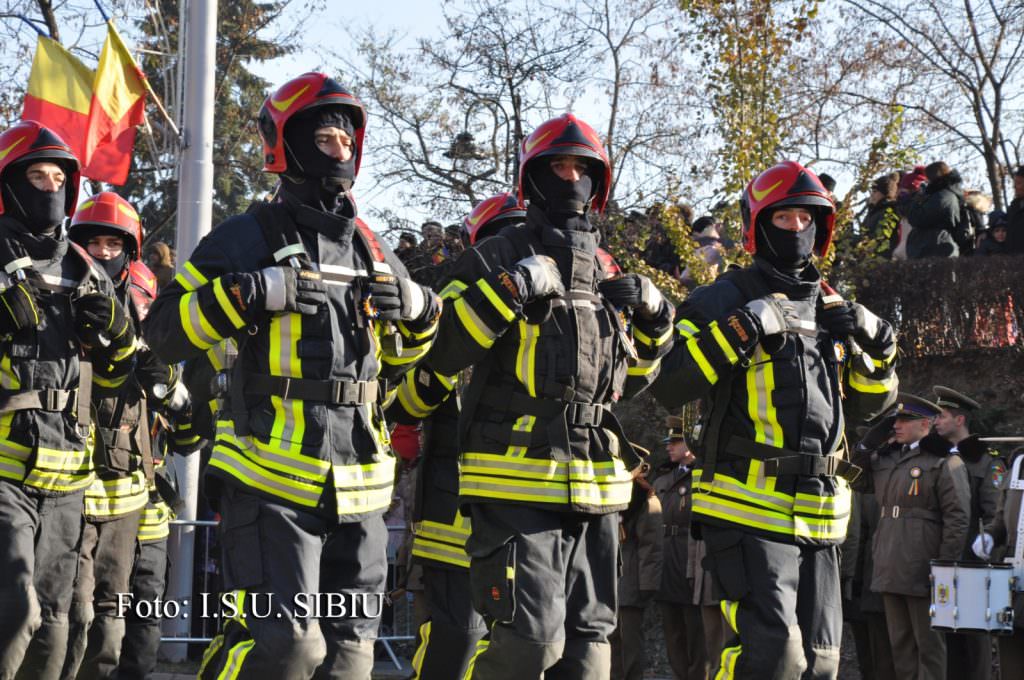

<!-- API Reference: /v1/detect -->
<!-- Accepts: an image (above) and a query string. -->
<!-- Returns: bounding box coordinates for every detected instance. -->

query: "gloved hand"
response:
[0,281,41,335]
[514,255,564,302]
[74,293,135,350]
[972,532,994,560]
[364,275,440,323]
[819,300,858,337]
[261,266,327,315]
[744,294,812,338]
[598,274,666,319]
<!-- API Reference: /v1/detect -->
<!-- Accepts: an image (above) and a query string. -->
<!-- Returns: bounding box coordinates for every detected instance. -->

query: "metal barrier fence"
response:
[159,518,416,671]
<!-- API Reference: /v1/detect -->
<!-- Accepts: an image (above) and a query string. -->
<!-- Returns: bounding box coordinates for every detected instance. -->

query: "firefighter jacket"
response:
[423,208,674,515]
[144,195,437,520]
[651,257,898,545]
[85,262,175,520]
[653,463,697,604]
[853,436,970,598]
[952,434,1007,561]
[0,216,135,495]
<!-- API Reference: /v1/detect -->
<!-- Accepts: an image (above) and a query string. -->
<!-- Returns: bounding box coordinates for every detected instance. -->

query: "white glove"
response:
[637,275,665,319]
[515,255,564,301]
[744,294,815,337]
[972,532,994,560]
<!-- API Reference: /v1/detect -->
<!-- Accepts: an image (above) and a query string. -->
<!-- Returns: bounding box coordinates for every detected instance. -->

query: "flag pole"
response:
[161,0,216,662]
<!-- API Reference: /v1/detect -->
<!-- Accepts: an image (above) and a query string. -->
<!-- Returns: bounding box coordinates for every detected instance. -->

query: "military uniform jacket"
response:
[618,486,663,607]
[144,196,437,520]
[425,207,674,515]
[0,216,133,495]
[857,438,970,597]
[653,463,696,604]
[953,434,1007,561]
[651,257,898,545]
[987,449,1023,627]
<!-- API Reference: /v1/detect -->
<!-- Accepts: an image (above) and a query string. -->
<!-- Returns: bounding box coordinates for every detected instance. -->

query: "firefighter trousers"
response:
[116,535,168,680]
[409,565,486,680]
[0,482,85,680]
[197,485,387,680]
[465,503,618,680]
[62,509,143,680]
[701,527,842,680]
[658,601,706,680]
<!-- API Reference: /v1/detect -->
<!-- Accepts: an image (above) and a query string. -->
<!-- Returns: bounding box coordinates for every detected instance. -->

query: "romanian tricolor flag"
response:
[21,22,148,186]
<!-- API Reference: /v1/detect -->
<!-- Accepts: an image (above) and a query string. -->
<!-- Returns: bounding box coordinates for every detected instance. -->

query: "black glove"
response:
[0,282,41,335]
[364,274,439,323]
[260,267,327,316]
[74,293,135,350]
[513,255,564,302]
[819,300,858,337]
[598,274,666,319]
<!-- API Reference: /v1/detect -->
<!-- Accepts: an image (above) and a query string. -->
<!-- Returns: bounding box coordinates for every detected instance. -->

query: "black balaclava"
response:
[281,105,357,211]
[2,160,70,235]
[755,207,817,273]
[71,225,130,281]
[524,158,597,231]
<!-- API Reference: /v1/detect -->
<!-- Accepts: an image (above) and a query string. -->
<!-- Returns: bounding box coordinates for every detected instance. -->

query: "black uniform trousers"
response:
[609,603,648,680]
[62,509,143,680]
[702,527,842,680]
[115,535,168,680]
[0,481,85,680]
[197,485,388,680]
[410,565,486,680]
[657,601,706,680]
[465,503,618,680]
[945,630,991,680]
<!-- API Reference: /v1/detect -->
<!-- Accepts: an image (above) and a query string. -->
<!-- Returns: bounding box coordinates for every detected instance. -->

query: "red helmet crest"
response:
[0,120,80,217]
[70,192,143,259]
[463,192,526,244]
[740,160,835,256]
[258,72,367,176]
[518,113,611,213]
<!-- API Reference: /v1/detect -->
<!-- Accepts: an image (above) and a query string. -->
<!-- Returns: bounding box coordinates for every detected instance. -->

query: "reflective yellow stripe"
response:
[709,322,739,364]
[478,279,516,322]
[0,456,26,482]
[268,314,303,456]
[687,337,718,384]
[84,471,149,518]
[412,537,471,568]
[633,325,672,347]
[454,298,498,348]
[180,293,220,349]
[747,348,782,446]
[676,318,700,339]
[506,414,536,457]
[396,373,433,419]
[626,357,658,376]
[216,639,255,680]
[138,502,171,542]
[721,600,739,632]
[440,279,468,300]
[93,372,128,389]
[693,493,849,540]
[460,453,632,507]
[23,468,95,493]
[0,353,20,389]
[212,278,246,330]
[716,643,742,680]
[217,426,330,482]
[396,319,437,341]
[515,321,540,397]
[848,368,897,394]
[382,340,430,366]
[411,621,431,674]
[463,638,489,680]
[209,444,322,507]
[177,261,209,292]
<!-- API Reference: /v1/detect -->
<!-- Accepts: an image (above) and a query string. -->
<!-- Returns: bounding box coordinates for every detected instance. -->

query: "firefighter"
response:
[421,113,674,679]
[0,121,136,680]
[59,193,183,680]
[852,395,970,680]
[651,160,899,679]
[387,193,527,680]
[653,416,707,680]
[142,73,440,680]
[932,385,1005,680]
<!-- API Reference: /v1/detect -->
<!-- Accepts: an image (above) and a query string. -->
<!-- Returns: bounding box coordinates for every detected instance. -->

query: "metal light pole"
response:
[161,0,217,663]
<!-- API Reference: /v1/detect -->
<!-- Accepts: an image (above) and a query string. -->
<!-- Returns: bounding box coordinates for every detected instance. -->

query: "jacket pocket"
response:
[219,491,264,590]
[468,538,517,624]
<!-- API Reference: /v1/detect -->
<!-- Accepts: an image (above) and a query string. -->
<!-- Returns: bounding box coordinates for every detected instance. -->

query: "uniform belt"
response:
[245,375,378,405]
[0,388,77,413]
[879,505,940,521]
[664,524,685,537]
[724,435,862,483]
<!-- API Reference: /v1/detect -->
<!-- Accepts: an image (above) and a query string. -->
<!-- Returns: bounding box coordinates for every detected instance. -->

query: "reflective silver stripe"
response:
[694,473,791,513]
[460,477,570,501]
[0,457,25,479]
[185,295,221,347]
[277,314,300,446]
[319,263,367,278]
[461,454,568,480]
[0,439,31,461]
[219,426,330,480]
[416,521,471,544]
[412,539,471,568]
[208,445,322,506]
[335,485,394,514]
[332,461,395,487]
[37,273,80,291]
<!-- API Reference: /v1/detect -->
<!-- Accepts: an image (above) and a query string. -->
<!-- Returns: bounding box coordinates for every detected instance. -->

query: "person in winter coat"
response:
[0,121,136,680]
[651,160,898,680]
[859,173,901,259]
[1003,165,1024,254]
[851,394,971,680]
[143,73,440,680]
[144,242,174,291]
[420,113,674,679]
[904,161,962,258]
[653,416,707,680]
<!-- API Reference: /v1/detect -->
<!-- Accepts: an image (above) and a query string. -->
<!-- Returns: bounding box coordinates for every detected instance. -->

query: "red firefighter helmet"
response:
[740,160,835,256]
[0,120,80,217]
[70,192,143,259]
[518,113,611,214]
[463,192,526,244]
[258,72,367,176]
